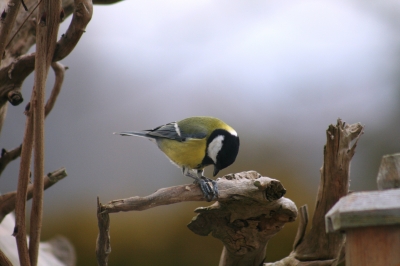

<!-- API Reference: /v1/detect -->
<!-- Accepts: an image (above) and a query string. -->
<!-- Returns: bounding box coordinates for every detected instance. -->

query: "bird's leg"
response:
[183,168,217,201]
[198,170,218,200]
[197,170,218,201]
[195,170,214,202]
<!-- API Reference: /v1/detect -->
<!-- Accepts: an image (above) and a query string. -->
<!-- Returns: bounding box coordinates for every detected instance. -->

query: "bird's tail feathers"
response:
[113,131,150,138]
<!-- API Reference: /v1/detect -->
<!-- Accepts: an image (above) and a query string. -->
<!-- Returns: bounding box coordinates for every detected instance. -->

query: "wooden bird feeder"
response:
[326,153,400,266]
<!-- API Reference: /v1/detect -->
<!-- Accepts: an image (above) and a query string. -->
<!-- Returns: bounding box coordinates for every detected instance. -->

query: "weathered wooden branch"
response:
[29,1,62,263]
[97,171,297,266]
[2,0,80,63]
[265,119,364,266]
[188,172,297,266]
[102,172,286,213]
[45,62,67,116]
[96,197,111,266]
[0,167,67,223]
[53,0,93,62]
[14,95,34,266]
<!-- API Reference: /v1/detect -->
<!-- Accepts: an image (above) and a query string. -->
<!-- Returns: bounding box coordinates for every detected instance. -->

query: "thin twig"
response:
[0,167,67,223]
[45,62,66,116]
[53,0,93,61]
[0,145,22,176]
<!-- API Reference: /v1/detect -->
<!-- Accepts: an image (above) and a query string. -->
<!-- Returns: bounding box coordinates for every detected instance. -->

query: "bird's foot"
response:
[185,171,218,201]
[197,177,218,202]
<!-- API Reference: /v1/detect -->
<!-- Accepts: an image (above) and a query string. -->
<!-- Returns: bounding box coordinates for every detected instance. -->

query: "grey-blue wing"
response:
[114,123,181,141]
[146,121,207,141]
[144,122,183,141]
[116,121,207,141]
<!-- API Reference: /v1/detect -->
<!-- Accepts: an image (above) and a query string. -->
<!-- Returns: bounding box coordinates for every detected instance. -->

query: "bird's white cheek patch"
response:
[207,135,225,163]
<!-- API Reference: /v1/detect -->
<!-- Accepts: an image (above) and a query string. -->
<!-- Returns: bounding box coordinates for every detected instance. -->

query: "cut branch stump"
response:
[265,119,364,265]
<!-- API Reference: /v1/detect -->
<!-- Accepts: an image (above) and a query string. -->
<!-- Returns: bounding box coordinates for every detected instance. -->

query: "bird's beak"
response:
[213,165,220,177]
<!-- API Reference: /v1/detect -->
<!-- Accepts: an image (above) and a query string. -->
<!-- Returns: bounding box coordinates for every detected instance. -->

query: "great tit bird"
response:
[114,116,240,201]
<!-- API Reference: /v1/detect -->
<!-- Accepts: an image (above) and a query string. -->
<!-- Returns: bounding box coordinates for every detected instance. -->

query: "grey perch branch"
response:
[97,171,298,266]
[102,171,287,213]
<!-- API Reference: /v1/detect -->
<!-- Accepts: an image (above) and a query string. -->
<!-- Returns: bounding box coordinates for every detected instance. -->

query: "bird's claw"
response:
[198,177,218,202]
[186,171,218,201]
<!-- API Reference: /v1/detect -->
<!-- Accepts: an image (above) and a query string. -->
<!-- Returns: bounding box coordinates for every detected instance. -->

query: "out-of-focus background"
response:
[1,0,400,265]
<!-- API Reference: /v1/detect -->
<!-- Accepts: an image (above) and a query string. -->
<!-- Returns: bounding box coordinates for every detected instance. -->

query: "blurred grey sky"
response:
[1,0,400,264]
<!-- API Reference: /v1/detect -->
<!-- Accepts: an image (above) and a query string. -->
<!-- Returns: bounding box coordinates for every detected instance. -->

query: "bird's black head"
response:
[203,129,240,177]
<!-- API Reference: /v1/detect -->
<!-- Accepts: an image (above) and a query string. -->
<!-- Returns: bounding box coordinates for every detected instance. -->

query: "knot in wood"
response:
[7,90,23,106]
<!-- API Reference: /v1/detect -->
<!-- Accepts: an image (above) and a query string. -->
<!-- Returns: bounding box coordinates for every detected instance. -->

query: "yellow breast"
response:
[156,138,207,170]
